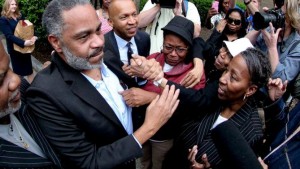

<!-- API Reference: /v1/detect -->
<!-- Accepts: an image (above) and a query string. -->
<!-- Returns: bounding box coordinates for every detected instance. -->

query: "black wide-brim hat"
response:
[161,16,194,46]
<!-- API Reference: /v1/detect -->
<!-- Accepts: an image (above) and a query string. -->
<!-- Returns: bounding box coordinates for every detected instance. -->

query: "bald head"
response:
[108,0,136,15]
[108,0,138,41]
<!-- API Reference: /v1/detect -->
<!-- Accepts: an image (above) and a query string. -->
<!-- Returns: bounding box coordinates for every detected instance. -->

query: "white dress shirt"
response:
[82,62,133,134]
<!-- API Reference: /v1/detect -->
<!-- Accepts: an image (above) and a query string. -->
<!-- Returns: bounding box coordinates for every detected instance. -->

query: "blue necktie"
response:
[126,42,133,65]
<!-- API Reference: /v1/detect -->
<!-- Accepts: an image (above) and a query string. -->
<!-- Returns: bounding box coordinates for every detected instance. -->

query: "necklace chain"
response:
[9,118,29,149]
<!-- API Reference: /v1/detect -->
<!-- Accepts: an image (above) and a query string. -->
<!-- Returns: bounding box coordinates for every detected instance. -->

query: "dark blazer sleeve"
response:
[104,31,119,55]
[205,29,222,52]
[0,17,25,48]
[203,28,222,61]
[191,37,205,61]
[211,121,263,169]
[26,87,142,169]
[263,98,287,143]
[167,76,219,109]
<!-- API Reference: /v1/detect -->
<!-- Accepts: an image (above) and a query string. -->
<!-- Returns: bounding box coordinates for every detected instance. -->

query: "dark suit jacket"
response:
[104,30,150,129]
[0,16,25,54]
[26,53,143,169]
[0,79,61,169]
[104,30,150,88]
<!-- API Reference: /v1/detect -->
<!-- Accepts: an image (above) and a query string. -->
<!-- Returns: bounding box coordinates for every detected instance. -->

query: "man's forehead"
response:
[62,4,96,21]
[61,4,98,32]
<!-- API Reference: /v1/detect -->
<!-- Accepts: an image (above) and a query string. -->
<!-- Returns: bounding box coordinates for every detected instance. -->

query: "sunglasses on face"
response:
[227,17,241,25]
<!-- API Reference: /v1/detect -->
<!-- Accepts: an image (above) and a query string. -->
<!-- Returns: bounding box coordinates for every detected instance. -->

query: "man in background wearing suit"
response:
[26,0,179,168]
[0,40,61,168]
[104,0,151,86]
[104,0,158,130]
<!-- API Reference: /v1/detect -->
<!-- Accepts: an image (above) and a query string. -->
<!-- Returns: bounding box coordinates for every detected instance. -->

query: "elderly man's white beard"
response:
[62,45,102,70]
[0,90,22,119]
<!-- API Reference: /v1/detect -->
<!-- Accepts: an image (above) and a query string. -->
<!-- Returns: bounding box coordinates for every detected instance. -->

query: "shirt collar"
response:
[100,62,109,77]
[114,32,135,48]
[80,62,110,83]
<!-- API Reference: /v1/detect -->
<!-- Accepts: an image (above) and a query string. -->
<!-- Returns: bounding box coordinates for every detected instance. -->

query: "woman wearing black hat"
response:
[122,16,206,169]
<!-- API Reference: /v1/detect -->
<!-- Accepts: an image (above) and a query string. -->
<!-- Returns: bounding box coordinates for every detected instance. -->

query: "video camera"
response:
[252,8,285,30]
[252,0,285,30]
[151,0,176,9]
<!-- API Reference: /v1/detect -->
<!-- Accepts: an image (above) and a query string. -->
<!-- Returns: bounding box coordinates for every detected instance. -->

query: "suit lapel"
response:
[52,54,125,130]
[135,32,143,55]
[196,110,219,144]
[229,99,255,129]
[134,31,150,57]
[14,105,62,168]
[106,31,121,57]
[104,32,139,88]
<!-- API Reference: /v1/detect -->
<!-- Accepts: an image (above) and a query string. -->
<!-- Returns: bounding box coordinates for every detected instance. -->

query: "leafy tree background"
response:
[0,0,245,62]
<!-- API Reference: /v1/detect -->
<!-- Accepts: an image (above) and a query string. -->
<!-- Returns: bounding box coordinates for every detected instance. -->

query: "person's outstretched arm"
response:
[138,1,161,28]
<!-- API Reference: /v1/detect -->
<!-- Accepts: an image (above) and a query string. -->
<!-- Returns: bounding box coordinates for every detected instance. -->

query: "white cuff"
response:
[153,78,163,86]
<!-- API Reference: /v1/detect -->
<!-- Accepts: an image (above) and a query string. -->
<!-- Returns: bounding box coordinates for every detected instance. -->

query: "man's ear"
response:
[108,18,113,27]
[48,35,62,53]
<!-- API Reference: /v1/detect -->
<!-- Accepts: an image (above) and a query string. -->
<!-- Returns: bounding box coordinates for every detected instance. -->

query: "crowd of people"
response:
[0,0,300,169]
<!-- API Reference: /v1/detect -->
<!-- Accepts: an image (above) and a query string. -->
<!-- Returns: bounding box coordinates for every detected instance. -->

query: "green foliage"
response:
[191,0,212,25]
[139,0,148,11]
[18,0,49,40]
[236,1,246,10]
[0,0,4,15]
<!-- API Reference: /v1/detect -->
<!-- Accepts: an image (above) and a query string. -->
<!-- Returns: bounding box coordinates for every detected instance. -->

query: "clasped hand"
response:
[122,54,163,81]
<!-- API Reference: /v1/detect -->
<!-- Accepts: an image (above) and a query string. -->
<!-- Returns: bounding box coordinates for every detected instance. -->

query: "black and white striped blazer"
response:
[0,79,62,169]
[178,98,264,168]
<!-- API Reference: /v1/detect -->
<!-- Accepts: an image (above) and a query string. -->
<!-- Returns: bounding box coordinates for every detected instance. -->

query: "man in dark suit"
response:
[0,41,61,168]
[26,0,179,169]
[104,0,157,131]
[104,0,151,88]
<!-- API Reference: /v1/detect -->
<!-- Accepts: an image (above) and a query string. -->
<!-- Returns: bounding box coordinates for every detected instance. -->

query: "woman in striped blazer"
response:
[165,48,272,169]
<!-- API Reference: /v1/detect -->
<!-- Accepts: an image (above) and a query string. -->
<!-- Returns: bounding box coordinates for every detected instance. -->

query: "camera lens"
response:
[253,9,285,30]
[253,12,277,30]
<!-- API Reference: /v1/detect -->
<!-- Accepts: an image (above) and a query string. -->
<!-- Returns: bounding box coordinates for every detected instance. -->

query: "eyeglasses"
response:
[162,45,188,55]
[227,17,241,25]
